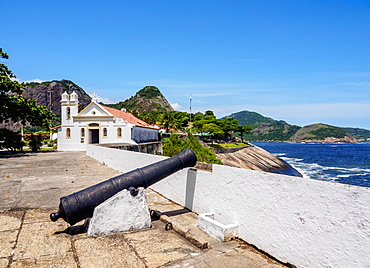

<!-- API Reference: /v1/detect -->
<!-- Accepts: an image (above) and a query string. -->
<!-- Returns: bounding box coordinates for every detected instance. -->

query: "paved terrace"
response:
[0,151,287,268]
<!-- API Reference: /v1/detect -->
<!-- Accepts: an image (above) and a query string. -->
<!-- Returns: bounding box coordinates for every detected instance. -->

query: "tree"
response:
[202,123,224,138]
[0,48,55,128]
[236,125,252,142]
[216,117,239,140]
[204,110,216,119]
[159,111,176,133]
[172,111,189,131]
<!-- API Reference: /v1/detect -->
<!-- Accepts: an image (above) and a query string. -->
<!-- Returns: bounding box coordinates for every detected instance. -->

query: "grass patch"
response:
[22,148,57,152]
[208,142,250,149]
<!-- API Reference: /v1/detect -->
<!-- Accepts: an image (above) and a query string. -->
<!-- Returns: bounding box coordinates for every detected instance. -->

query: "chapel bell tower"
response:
[61,91,79,125]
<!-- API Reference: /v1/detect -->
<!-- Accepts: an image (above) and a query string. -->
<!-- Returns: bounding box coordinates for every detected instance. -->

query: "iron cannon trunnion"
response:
[50,149,197,226]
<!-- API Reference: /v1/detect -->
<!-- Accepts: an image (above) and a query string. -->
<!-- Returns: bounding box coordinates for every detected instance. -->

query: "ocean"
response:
[252,141,370,188]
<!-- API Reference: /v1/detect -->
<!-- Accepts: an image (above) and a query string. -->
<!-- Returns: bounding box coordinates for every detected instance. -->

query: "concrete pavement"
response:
[0,151,288,267]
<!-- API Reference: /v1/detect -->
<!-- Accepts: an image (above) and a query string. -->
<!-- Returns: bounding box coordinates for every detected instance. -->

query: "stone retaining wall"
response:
[98,141,163,155]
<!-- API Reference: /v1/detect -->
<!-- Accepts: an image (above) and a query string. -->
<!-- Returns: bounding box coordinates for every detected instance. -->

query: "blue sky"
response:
[2,0,370,129]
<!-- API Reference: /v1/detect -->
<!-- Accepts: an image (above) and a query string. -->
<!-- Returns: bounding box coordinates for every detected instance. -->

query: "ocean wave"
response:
[281,157,304,162]
[336,174,352,178]
[279,156,370,183]
[321,166,370,173]
[255,142,370,187]
[282,156,369,173]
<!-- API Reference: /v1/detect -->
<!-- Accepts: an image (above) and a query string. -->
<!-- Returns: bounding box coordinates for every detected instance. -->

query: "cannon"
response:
[50,149,197,226]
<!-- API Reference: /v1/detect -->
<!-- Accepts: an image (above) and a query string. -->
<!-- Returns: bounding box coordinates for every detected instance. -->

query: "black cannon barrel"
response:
[50,149,197,225]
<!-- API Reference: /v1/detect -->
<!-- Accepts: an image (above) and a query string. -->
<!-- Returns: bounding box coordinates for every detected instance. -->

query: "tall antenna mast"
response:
[189,94,192,133]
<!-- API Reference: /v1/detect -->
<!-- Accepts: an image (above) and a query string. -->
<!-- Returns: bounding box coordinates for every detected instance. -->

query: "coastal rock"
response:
[215,145,302,177]
[299,136,357,143]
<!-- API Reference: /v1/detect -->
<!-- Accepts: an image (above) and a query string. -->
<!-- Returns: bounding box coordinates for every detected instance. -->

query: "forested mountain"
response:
[226,110,300,141]
[104,86,173,114]
[244,121,301,141]
[290,124,352,141]
[342,127,370,140]
[226,111,275,128]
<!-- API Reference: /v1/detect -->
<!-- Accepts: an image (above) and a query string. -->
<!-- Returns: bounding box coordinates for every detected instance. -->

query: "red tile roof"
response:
[101,105,158,130]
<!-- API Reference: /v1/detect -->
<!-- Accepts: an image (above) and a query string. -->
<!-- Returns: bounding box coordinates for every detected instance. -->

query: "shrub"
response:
[28,134,42,152]
[163,133,222,165]
[0,128,22,151]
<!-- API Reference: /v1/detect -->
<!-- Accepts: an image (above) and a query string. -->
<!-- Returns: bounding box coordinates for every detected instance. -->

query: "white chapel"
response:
[57,91,159,151]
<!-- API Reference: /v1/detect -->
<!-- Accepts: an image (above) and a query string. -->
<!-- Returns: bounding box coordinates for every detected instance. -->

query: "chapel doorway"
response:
[90,129,99,144]
[88,123,100,144]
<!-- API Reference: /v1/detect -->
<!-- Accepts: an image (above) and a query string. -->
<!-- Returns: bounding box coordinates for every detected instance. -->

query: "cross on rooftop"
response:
[91,92,98,102]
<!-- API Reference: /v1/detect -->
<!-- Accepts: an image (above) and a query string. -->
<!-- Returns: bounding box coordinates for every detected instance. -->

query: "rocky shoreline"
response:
[251,136,357,144]
[214,144,302,177]
[293,136,357,143]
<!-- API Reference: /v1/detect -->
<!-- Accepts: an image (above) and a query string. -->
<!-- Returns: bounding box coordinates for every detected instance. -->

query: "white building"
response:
[57,91,159,151]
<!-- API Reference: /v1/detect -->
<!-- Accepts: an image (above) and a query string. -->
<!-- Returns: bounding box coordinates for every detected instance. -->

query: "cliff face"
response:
[24,80,91,114]
[215,145,302,177]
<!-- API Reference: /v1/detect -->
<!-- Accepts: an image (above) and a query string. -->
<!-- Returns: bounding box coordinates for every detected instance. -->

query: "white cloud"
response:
[171,103,182,110]
[340,82,370,87]
[97,96,114,103]
[191,92,232,97]
[10,78,44,83]
[22,78,44,83]
[88,93,120,104]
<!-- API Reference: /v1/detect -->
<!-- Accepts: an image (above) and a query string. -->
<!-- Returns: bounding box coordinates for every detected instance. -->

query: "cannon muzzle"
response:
[50,149,197,225]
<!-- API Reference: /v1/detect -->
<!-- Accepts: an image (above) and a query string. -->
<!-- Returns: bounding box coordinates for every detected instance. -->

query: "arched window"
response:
[81,128,85,137]
[117,128,122,138]
[103,128,107,138]
[66,128,71,139]
[67,107,71,119]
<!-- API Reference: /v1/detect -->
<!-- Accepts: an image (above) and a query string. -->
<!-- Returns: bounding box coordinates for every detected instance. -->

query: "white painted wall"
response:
[86,145,370,268]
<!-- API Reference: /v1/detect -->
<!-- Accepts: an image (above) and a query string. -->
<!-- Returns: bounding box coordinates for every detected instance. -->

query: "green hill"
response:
[342,127,370,140]
[226,110,275,129]
[104,86,173,114]
[244,120,301,141]
[226,110,300,141]
[290,124,351,141]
